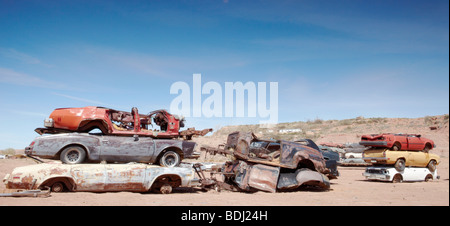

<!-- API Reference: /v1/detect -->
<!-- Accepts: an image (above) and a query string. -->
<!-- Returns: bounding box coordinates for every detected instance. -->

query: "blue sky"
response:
[0,0,448,149]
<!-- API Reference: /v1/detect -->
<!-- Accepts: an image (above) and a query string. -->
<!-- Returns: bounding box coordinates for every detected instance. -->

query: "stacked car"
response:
[5,106,215,194]
[360,133,440,183]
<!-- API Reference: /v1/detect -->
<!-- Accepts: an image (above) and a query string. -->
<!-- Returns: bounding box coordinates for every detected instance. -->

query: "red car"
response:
[359,133,435,151]
[35,106,211,139]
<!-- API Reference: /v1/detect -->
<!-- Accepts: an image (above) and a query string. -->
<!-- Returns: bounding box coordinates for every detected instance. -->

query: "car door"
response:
[409,151,428,167]
[407,135,422,151]
[70,164,106,191]
[105,164,147,192]
[100,135,155,163]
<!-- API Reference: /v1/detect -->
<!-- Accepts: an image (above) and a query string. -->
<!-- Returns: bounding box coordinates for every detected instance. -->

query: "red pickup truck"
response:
[359,133,435,151]
[35,106,211,140]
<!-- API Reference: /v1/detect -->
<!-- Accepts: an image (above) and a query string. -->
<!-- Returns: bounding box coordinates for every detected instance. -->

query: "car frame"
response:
[359,133,435,151]
[35,106,212,140]
[3,162,200,193]
[25,133,198,167]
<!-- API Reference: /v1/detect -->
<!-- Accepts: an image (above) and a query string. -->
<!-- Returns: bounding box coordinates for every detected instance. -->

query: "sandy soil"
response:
[1,115,448,206]
[0,157,448,206]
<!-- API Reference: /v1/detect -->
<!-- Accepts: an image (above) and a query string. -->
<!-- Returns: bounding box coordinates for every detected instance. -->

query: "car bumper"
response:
[363,172,390,181]
[363,157,388,164]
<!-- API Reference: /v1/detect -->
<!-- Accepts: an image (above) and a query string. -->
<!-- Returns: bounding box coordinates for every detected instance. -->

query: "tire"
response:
[394,159,406,171]
[159,150,181,167]
[160,184,173,194]
[60,146,86,164]
[392,142,401,151]
[427,160,437,172]
[51,182,65,192]
[392,174,403,183]
[423,143,432,152]
[425,174,433,182]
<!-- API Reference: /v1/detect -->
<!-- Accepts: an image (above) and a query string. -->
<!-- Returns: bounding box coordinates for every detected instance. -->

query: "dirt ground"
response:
[0,157,448,206]
[1,115,448,206]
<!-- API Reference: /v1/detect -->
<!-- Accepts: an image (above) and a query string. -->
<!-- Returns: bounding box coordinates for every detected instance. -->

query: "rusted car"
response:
[25,133,198,167]
[363,148,440,171]
[3,162,200,194]
[359,133,435,151]
[35,106,212,140]
[201,132,332,192]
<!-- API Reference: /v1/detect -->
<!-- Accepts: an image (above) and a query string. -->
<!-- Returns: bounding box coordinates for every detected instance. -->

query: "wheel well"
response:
[393,173,403,180]
[150,174,182,191]
[296,159,316,171]
[393,142,401,149]
[78,120,109,134]
[40,177,75,191]
[156,147,184,162]
[57,144,89,159]
[425,143,432,149]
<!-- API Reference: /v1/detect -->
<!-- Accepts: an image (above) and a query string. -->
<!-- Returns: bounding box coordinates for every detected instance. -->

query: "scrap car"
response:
[359,133,435,151]
[35,106,212,140]
[3,161,201,194]
[199,132,334,193]
[362,147,440,172]
[25,133,199,167]
[363,166,439,183]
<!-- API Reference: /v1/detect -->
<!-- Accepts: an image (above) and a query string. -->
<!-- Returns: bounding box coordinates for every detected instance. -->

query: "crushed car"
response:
[3,161,201,194]
[359,133,435,151]
[34,106,212,140]
[25,133,199,167]
[199,132,335,193]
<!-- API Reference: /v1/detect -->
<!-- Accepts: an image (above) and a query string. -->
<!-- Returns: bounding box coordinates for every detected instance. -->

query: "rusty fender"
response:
[4,162,200,193]
[277,168,330,190]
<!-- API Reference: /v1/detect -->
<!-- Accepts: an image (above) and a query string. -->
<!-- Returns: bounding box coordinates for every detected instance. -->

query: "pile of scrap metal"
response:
[197,132,339,193]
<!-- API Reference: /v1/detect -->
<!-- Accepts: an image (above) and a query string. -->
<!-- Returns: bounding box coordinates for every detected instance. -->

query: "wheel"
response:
[392,142,401,151]
[427,160,437,172]
[423,143,432,152]
[425,174,433,182]
[159,150,181,167]
[51,182,65,192]
[394,159,406,171]
[392,174,403,183]
[60,146,86,164]
[160,184,172,194]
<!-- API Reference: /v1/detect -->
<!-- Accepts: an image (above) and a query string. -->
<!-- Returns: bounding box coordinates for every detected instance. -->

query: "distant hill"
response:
[193,114,449,158]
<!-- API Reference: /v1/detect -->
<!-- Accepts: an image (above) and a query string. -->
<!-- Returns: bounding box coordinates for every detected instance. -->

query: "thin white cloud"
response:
[0,48,54,67]
[51,92,109,106]
[10,110,47,118]
[0,67,65,88]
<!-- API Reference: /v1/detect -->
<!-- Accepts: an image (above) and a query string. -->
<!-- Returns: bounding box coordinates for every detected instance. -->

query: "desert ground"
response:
[0,115,448,206]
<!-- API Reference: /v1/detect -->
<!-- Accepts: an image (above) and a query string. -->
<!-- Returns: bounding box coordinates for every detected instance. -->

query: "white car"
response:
[3,162,201,194]
[363,166,439,183]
